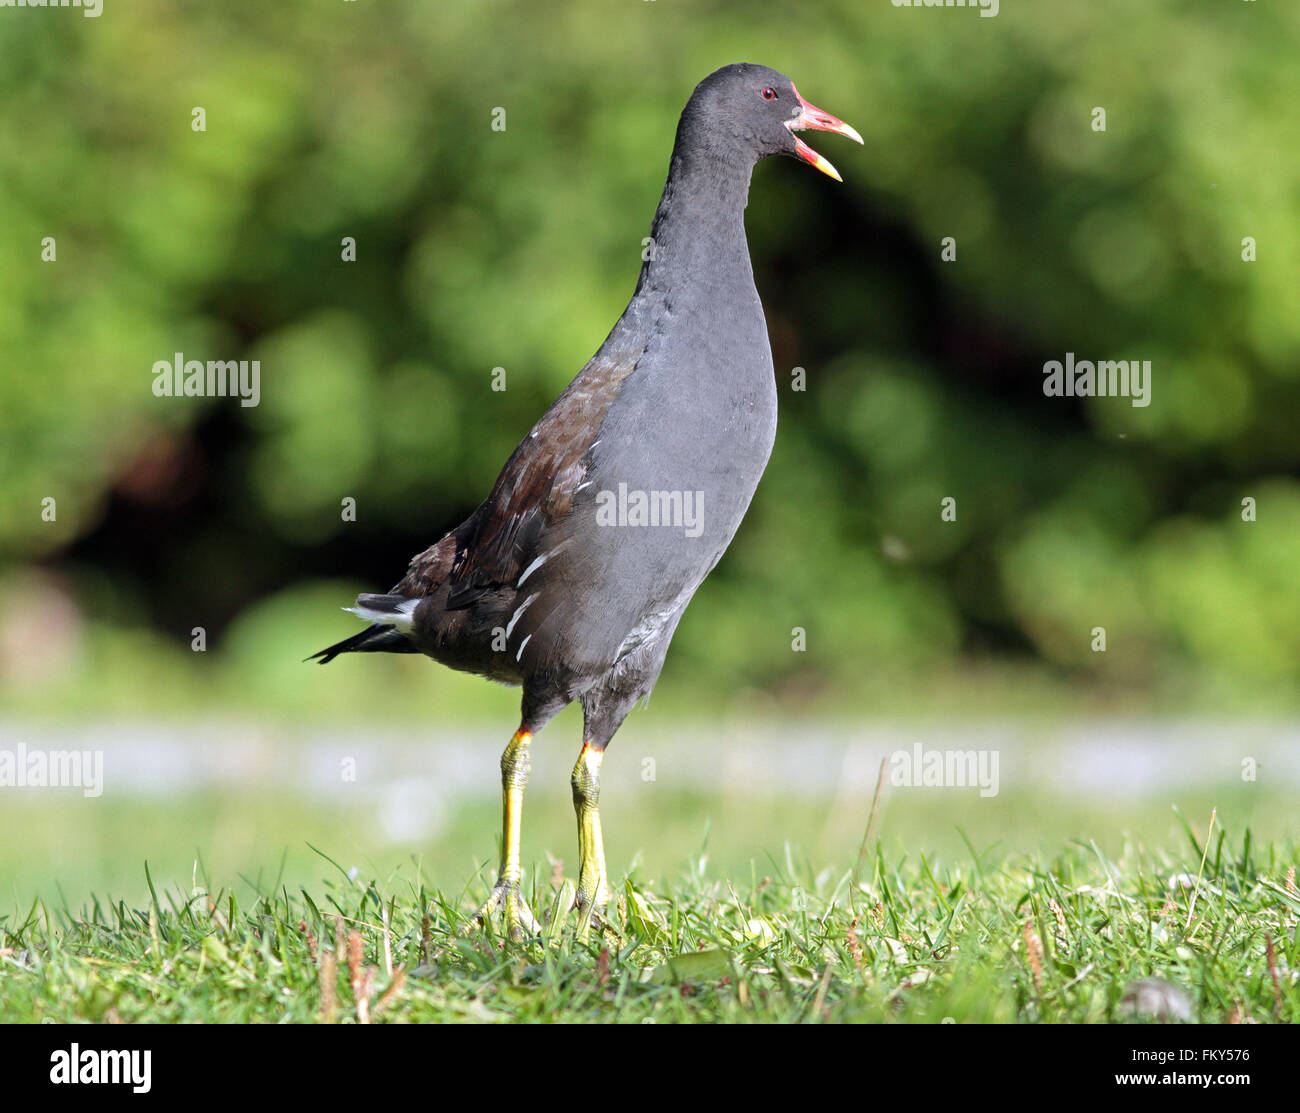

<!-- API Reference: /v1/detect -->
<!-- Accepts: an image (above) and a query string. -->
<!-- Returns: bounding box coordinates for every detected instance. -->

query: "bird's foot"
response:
[573,889,620,945]
[464,877,541,941]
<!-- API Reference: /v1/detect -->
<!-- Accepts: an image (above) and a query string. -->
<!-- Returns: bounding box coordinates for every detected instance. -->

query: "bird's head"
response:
[682,63,863,182]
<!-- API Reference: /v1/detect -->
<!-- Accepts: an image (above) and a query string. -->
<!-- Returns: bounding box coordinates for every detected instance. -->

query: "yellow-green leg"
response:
[571,741,614,942]
[467,727,541,940]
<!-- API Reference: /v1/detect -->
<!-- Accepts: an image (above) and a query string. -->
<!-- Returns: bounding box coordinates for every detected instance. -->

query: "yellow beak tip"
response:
[815,157,843,183]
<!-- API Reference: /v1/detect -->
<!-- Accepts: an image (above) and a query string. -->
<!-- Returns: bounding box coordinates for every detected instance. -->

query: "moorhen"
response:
[311,63,860,940]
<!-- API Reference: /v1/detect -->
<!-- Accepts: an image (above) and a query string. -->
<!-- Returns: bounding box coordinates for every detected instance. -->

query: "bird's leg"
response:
[467,726,541,940]
[571,740,614,942]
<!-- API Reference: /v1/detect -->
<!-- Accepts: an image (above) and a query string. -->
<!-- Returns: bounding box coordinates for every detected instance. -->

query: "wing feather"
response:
[443,352,640,605]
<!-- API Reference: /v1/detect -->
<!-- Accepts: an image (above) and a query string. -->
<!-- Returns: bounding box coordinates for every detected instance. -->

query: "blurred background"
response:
[1,1,1297,908]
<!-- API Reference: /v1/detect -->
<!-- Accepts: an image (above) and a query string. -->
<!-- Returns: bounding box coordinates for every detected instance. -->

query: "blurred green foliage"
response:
[0,0,1297,716]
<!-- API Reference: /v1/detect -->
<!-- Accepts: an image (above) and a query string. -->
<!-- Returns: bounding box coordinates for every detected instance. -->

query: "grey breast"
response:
[521,279,778,678]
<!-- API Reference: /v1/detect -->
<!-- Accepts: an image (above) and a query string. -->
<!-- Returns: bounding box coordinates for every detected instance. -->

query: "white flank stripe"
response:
[505,593,538,638]
[516,553,549,586]
[515,634,532,661]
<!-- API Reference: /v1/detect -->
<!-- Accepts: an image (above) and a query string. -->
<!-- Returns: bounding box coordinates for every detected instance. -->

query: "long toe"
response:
[506,889,542,940]
[573,894,621,945]
[464,878,541,941]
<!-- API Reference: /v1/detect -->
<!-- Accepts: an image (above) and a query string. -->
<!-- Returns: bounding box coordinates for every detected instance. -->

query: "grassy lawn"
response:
[2,790,1296,1023]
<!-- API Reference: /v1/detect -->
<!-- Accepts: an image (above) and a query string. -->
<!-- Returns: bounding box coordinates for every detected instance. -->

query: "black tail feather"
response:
[306,625,416,664]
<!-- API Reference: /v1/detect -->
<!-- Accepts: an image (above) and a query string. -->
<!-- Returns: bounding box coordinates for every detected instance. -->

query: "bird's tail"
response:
[306,593,421,664]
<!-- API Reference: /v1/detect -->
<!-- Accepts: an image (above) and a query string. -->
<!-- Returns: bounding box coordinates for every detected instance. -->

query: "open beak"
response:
[786,84,863,182]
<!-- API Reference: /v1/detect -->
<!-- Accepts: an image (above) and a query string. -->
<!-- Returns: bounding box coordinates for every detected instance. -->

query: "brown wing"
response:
[415,351,641,607]
[391,530,459,597]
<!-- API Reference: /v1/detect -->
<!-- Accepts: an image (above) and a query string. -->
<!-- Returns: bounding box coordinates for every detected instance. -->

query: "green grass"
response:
[2,811,1297,1023]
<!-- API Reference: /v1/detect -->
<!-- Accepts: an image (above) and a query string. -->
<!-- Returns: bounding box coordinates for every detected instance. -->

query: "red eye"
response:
[762,87,776,100]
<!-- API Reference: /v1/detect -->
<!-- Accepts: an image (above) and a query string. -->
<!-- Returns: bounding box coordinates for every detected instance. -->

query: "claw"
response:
[573,891,620,945]
[465,878,541,941]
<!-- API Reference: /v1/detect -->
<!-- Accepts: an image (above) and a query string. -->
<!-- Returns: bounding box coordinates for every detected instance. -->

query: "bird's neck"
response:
[635,149,757,301]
